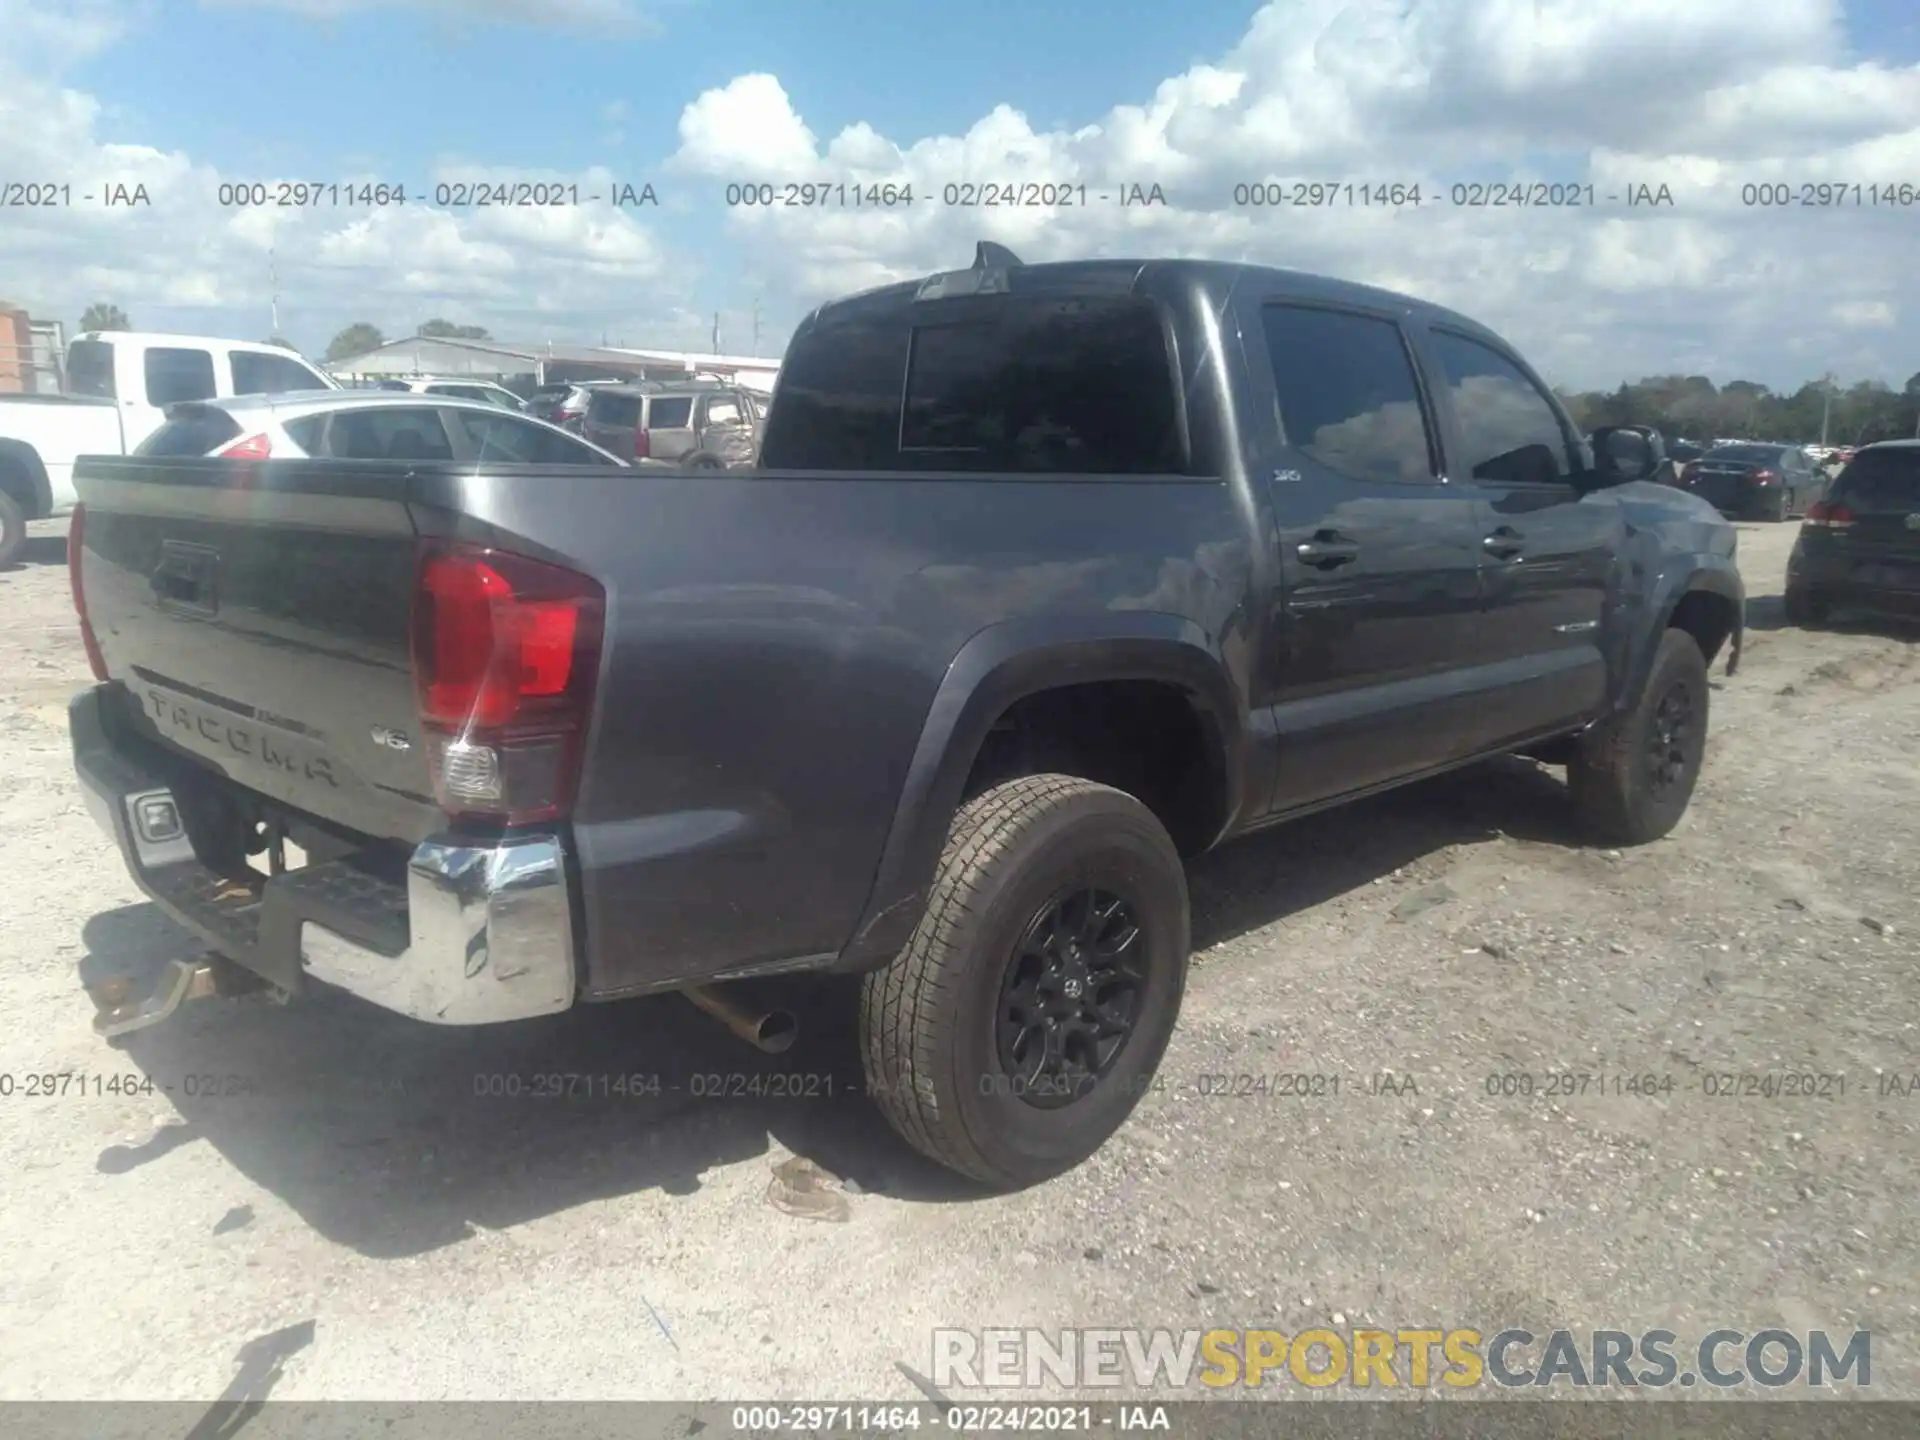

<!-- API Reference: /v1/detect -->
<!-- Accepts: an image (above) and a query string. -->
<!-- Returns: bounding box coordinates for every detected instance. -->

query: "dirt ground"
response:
[0,515,1915,1403]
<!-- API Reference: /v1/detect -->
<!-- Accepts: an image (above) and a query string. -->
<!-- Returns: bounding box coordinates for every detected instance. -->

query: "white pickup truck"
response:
[0,332,338,565]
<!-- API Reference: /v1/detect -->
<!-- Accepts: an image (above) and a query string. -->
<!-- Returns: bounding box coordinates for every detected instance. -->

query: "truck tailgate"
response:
[74,456,443,843]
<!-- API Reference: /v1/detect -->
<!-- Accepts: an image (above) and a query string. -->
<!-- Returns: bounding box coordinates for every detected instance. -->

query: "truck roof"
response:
[73,330,308,352]
[803,256,1505,347]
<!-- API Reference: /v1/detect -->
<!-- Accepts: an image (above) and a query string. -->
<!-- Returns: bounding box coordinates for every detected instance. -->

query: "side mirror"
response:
[1589,425,1659,486]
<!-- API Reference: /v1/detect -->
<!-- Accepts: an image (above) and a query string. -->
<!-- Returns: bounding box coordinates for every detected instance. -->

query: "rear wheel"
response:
[860,774,1189,1188]
[1567,629,1710,845]
[0,489,25,569]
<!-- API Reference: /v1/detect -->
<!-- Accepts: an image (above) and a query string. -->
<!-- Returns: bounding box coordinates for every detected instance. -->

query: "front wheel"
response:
[860,774,1190,1188]
[1567,629,1710,845]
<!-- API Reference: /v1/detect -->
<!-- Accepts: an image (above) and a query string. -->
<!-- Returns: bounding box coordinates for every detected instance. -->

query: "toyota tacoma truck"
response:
[67,247,1743,1188]
[0,331,337,566]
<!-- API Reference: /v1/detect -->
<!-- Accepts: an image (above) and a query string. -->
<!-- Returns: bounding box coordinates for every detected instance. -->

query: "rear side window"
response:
[1707,444,1777,465]
[703,396,742,427]
[133,409,243,456]
[449,411,620,465]
[283,416,327,453]
[144,348,217,407]
[67,340,116,398]
[1261,305,1435,483]
[1427,331,1574,486]
[761,295,1184,473]
[231,350,327,396]
[1833,450,1920,511]
[589,392,643,426]
[323,407,455,460]
[646,396,694,429]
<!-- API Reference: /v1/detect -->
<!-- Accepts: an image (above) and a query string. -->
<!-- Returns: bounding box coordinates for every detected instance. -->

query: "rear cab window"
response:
[144,347,217,407]
[760,290,1186,473]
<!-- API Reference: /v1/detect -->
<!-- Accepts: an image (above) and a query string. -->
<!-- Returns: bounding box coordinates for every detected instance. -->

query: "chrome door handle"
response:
[1296,537,1360,568]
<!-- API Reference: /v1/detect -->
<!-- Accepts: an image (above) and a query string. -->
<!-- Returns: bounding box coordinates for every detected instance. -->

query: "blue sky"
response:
[5,0,1917,388]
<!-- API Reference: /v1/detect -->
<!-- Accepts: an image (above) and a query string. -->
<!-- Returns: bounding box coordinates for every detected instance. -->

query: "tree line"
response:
[1557,372,1920,448]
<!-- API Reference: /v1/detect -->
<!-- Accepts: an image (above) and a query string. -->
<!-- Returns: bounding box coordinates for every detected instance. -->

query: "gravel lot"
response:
[1,515,1915,1403]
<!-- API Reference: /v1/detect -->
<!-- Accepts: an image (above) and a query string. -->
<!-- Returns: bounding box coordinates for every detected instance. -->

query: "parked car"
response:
[67,246,1742,1188]
[132,391,627,466]
[580,381,766,466]
[0,332,337,565]
[1677,441,1825,521]
[371,376,528,412]
[1667,438,1709,467]
[526,379,624,429]
[1784,441,1920,625]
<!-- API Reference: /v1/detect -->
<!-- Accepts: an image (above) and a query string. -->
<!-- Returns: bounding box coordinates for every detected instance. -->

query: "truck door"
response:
[1412,325,1614,742]
[1245,299,1492,812]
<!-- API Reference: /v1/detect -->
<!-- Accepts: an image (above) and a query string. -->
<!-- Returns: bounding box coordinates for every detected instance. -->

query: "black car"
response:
[1678,442,1824,521]
[1667,438,1709,466]
[1785,441,1920,625]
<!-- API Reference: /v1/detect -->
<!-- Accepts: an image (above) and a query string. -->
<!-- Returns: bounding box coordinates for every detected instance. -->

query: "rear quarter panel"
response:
[406,466,1254,997]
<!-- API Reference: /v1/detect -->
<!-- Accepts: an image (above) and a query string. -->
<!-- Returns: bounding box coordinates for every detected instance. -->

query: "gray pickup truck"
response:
[68,246,1743,1188]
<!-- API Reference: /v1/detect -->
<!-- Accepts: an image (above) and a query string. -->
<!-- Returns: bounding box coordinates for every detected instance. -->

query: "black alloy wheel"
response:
[1645,677,1698,799]
[995,886,1145,1108]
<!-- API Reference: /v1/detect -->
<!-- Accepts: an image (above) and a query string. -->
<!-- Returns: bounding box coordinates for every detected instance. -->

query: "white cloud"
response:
[663,0,1919,389]
[2,0,1913,384]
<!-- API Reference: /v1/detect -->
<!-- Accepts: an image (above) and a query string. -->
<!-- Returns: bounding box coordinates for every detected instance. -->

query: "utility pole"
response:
[711,311,720,353]
[1819,373,1834,448]
[752,298,763,355]
[269,247,279,339]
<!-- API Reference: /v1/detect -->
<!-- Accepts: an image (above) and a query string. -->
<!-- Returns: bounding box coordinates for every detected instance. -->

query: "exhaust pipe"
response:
[683,984,798,1054]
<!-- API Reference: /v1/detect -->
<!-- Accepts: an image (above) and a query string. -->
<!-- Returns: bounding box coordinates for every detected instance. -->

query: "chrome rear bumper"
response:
[70,685,577,1026]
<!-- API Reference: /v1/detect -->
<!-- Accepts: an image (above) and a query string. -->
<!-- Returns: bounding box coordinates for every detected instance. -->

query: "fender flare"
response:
[1618,556,1745,711]
[0,441,53,520]
[835,611,1247,969]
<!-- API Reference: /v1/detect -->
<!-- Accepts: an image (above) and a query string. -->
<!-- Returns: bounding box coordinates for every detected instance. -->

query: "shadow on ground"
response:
[3,526,71,572]
[1745,591,1920,637]
[81,757,1588,1258]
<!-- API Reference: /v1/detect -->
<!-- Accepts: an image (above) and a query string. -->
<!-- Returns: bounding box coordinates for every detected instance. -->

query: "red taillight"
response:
[633,428,651,459]
[409,542,603,825]
[1752,468,1779,484]
[217,433,272,458]
[68,503,110,682]
[1804,501,1855,529]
